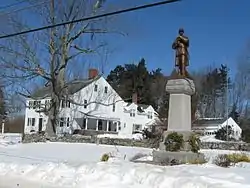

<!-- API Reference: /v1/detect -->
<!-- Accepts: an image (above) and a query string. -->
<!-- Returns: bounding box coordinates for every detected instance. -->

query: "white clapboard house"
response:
[24,69,159,136]
[192,117,242,140]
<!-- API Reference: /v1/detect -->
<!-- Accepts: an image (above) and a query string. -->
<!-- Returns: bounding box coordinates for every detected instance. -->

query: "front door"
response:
[38,118,43,132]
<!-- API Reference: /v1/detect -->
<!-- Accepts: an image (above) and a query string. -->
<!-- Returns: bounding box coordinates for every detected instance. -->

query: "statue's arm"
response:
[186,38,189,47]
[172,40,177,49]
[180,36,189,47]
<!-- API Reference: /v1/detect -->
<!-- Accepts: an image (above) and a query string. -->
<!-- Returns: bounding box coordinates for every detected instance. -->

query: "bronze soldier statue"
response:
[172,28,189,77]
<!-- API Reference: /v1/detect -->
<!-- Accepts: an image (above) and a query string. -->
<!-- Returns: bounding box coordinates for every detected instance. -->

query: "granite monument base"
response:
[153,78,203,163]
[153,150,205,164]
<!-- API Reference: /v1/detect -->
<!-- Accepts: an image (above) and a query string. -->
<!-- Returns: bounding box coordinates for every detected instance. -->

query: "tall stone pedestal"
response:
[154,78,205,164]
[159,78,195,151]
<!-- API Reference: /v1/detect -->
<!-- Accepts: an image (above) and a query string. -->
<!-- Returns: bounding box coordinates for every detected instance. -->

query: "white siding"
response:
[24,76,159,136]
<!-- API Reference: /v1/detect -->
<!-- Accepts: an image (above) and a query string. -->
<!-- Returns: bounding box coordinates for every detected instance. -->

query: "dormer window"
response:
[130,109,135,117]
[28,100,41,109]
[94,84,98,92]
[84,100,87,109]
[28,101,33,109]
[148,112,153,119]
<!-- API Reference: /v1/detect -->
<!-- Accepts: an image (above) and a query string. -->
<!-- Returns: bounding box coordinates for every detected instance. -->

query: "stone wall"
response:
[201,142,250,151]
[22,134,153,148]
[22,134,250,151]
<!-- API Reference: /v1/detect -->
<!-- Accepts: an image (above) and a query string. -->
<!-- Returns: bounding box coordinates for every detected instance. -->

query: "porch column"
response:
[96,119,98,131]
[85,118,88,130]
[116,122,119,132]
[106,120,109,132]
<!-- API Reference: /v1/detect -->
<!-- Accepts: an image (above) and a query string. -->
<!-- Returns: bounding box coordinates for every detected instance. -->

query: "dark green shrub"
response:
[188,134,201,153]
[164,132,184,152]
[215,126,233,141]
[101,153,110,162]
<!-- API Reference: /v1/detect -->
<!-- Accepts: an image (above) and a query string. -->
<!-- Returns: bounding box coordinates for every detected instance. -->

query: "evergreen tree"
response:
[196,64,231,118]
[106,58,168,118]
[229,104,240,124]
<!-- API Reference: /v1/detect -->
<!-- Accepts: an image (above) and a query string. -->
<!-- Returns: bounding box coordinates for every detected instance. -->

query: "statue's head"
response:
[178,28,184,36]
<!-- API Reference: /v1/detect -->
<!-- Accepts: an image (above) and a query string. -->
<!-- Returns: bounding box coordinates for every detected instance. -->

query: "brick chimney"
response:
[88,69,98,79]
[132,92,138,104]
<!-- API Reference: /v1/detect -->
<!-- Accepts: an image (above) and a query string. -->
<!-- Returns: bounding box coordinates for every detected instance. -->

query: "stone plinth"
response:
[166,78,195,131]
[159,78,195,151]
[153,150,205,164]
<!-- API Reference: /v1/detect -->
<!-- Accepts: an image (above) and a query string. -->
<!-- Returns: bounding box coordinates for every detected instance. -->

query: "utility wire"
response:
[0,0,181,40]
[0,0,50,17]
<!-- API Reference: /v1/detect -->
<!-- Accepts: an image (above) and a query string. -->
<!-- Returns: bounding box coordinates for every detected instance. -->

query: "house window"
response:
[66,118,70,127]
[133,124,142,132]
[148,112,153,119]
[45,100,51,109]
[67,100,71,108]
[61,100,66,108]
[33,101,37,109]
[112,103,115,112]
[130,109,135,117]
[28,101,33,109]
[84,100,87,109]
[37,101,41,109]
[30,100,41,109]
[83,118,87,129]
[60,118,65,127]
[104,86,108,94]
[28,118,35,126]
[94,84,98,92]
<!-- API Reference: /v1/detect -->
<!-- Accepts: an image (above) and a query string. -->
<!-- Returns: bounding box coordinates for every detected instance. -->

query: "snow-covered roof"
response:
[219,117,241,130]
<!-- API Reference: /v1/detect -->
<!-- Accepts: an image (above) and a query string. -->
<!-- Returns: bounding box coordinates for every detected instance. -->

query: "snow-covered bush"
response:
[214,153,250,167]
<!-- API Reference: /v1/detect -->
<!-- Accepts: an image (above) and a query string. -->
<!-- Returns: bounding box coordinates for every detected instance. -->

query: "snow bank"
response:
[1,142,250,187]
[201,149,250,163]
[1,161,250,188]
[0,133,22,147]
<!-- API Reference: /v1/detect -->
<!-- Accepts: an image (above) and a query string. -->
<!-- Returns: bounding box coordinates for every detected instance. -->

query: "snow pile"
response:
[97,133,143,140]
[1,142,250,187]
[1,161,250,188]
[0,133,22,147]
[200,135,225,143]
[201,149,250,163]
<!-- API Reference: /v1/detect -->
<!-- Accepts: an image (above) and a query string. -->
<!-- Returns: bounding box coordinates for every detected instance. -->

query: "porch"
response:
[74,117,120,133]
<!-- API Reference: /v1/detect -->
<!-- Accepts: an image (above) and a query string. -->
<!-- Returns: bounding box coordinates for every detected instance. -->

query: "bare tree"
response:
[0,0,123,135]
[231,50,250,118]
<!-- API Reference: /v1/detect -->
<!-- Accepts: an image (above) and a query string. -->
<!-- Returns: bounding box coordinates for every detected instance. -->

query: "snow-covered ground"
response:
[97,133,144,140]
[0,138,250,187]
[200,135,224,142]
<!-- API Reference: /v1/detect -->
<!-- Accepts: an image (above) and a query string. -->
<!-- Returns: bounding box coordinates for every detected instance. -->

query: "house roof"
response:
[126,102,149,109]
[31,76,101,99]
[220,117,239,127]
[193,118,225,126]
